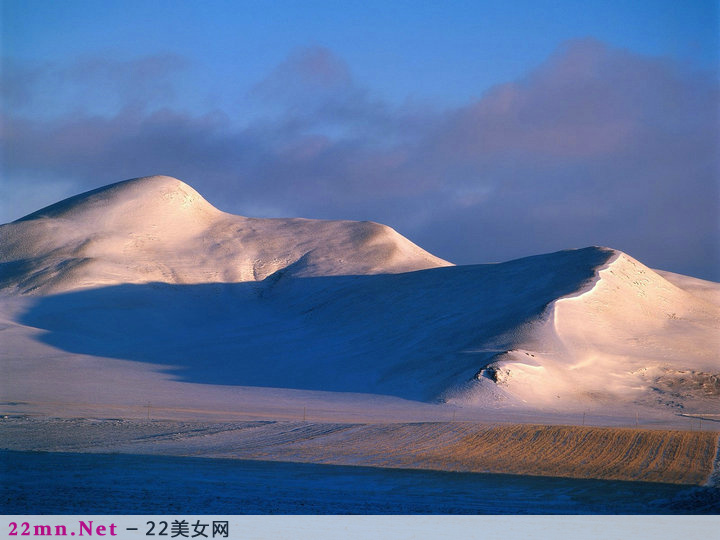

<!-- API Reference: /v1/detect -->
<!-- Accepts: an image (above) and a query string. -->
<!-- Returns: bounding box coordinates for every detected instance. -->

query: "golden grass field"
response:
[232,422,719,485]
[2,418,718,485]
[431,424,719,484]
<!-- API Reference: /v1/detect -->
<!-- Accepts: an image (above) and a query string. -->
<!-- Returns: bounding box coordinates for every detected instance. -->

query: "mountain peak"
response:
[16,175,219,226]
[1,176,451,294]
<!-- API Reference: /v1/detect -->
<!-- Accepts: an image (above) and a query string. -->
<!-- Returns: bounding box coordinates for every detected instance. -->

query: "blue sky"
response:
[4,1,717,113]
[2,0,719,278]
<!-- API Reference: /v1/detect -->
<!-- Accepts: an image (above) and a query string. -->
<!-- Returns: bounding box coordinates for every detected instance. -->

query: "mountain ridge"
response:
[0,175,451,294]
[1,176,717,416]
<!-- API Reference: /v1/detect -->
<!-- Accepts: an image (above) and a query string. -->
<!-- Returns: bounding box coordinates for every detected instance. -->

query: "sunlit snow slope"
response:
[0,175,450,294]
[445,251,720,413]
[1,176,717,416]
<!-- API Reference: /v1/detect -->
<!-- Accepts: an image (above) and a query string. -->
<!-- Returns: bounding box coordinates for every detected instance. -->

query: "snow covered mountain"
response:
[1,176,718,417]
[0,175,450,294]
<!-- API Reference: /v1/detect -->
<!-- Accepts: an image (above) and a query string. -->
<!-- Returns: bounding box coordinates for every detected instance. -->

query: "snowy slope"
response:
[445,251,720,412]
[0,175,450,294]
[1,176,718,418]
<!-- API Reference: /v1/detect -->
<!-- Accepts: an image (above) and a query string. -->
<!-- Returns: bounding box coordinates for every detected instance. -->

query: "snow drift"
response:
[1,176,718,417]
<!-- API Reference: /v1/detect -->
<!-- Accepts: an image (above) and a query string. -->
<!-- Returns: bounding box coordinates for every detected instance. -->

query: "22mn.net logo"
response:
[8,520,117,536]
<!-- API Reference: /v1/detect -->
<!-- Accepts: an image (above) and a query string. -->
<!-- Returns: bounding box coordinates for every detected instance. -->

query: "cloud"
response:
[2,41,718,279]
[252,46,354,101]
[0,57,47,109]
[0,53,189,117]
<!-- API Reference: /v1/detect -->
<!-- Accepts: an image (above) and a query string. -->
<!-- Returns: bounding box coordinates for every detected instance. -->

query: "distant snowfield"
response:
[1,175,718,428]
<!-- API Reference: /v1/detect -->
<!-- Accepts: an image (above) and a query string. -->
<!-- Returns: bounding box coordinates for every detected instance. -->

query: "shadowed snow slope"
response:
[1,175,450,294]
[1,176,718,416]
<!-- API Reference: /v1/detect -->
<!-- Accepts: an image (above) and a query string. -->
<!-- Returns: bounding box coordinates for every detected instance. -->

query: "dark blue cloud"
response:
[2,41,718,279]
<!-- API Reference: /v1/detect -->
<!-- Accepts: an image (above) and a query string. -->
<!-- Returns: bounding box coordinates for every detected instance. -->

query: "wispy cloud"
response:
[1,53,188,116]
[2,40,718,279]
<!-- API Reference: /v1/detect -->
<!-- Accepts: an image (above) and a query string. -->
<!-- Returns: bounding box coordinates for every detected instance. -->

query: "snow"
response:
[451,251,720,413]
[1,175,450,295]
[1,175,718,430]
